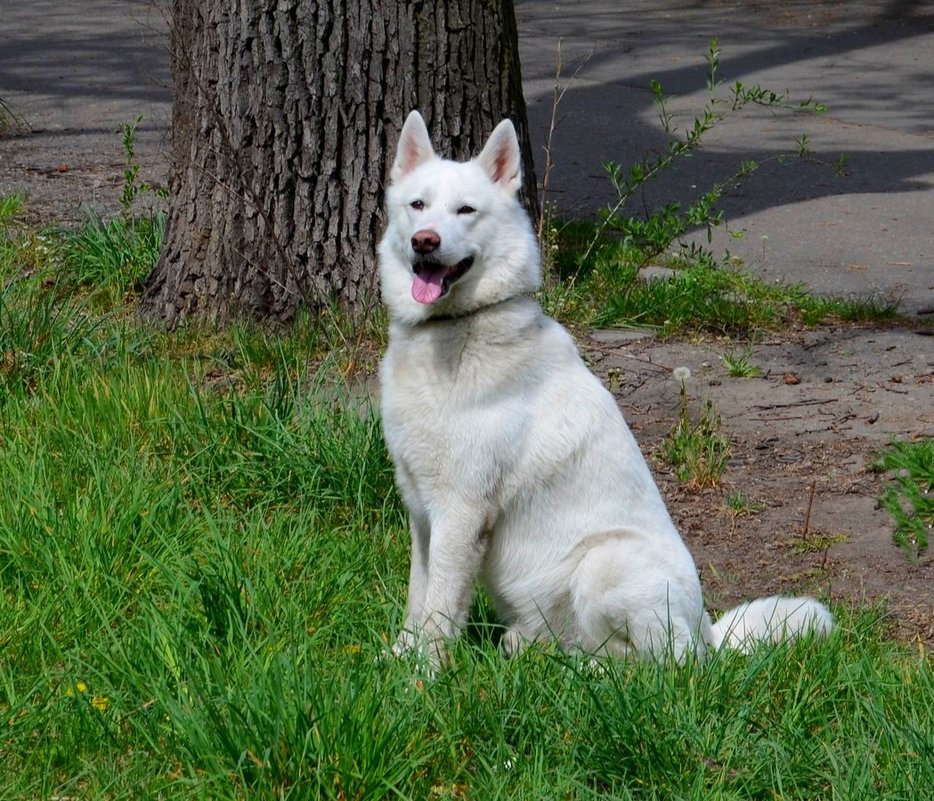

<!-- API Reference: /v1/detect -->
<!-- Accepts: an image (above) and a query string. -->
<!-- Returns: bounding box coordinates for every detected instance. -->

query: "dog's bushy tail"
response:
[708,596,833,653]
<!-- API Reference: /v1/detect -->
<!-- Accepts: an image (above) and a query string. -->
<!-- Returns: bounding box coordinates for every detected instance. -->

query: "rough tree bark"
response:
[141,0,537,328]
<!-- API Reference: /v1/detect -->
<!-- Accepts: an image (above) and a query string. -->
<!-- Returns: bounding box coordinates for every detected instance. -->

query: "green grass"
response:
[59,211,165,301]
[660,398,730,488]
[659,375,730,488]
[2,197,932,799]
[725,491,766,517]
[595,259,900,335]
[541,222,901,336]
[875,438,934,558]
[720,348,761,378]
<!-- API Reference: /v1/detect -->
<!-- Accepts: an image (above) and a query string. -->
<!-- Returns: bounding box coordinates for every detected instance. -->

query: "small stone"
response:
[588,329,655,344]
[639,265,678,283]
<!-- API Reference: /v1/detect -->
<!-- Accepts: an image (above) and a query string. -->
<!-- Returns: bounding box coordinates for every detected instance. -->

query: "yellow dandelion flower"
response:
[91,695,110,712]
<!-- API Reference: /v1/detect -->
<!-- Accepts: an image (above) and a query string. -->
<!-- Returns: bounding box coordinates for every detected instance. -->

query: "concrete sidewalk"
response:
[1,0,931,315]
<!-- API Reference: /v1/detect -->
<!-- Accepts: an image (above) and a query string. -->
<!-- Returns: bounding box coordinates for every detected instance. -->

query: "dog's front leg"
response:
[392,513,430,657]
[394,506,490,670]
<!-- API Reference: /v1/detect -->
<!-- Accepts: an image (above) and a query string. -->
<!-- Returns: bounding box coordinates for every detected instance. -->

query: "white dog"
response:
[378,111,831,667]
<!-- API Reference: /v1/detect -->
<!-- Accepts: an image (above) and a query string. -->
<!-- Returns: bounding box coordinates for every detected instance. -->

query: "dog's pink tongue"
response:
[411,268,445,304]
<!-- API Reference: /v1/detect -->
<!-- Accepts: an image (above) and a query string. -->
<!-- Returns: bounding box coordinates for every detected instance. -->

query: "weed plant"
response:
[540,40,900,335]
[725,491,766,517]
[573,40,826,269]
[0,95,29,133]
[57,212,165,301]
[875,438,933,558]
[720,347,761,378]
[660,370,730,488]
[54,115,167,302]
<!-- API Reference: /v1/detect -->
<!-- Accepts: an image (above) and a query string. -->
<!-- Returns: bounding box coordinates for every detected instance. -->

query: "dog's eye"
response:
[457,205,476,215]
[410,200,424,211]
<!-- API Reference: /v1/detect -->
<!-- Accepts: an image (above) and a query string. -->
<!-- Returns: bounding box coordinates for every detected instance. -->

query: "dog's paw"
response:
[501,627,526,657]
[391,628,419,657]
[391,628,449,675]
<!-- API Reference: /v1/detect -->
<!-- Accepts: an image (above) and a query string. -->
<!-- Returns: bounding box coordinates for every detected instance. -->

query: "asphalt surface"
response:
[0,0,170,230]
[517,0,934,316]
[1,0,932,315]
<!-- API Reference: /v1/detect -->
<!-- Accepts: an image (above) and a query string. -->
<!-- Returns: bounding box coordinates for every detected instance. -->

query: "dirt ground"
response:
[587,324,934,646]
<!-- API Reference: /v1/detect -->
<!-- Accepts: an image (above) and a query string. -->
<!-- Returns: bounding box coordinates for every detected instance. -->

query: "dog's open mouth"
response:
[411,257,475,305]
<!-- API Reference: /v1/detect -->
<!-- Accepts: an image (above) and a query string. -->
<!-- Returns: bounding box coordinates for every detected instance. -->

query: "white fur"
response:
[708,596,834,654]
[378,111,832,668]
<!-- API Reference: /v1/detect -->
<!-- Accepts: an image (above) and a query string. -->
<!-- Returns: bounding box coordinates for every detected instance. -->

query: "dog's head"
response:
[379,111,540,324]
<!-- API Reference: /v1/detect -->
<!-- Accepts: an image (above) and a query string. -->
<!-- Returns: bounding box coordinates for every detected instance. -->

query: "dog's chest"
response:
[379,326,532,489]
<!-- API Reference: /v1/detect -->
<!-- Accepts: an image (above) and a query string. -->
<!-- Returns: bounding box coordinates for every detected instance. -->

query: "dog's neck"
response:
[415,293,533,325]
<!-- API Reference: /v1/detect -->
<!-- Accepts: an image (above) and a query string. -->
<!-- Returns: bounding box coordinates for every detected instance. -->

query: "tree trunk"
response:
[142,0,536,328]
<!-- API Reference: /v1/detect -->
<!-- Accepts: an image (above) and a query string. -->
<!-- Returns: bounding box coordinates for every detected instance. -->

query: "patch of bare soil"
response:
[587,325,934,647]
[0,125,168,226]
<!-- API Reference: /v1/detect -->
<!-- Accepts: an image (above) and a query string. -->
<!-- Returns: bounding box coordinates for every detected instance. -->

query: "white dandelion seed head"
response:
[673,366,691,383]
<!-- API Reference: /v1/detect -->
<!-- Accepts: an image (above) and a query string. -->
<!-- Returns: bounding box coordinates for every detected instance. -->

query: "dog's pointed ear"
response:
[391,111,436,182]
[475,119,522,193]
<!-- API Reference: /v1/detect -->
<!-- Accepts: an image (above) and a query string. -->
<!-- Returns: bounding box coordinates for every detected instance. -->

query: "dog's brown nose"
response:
[411,229,441,255]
